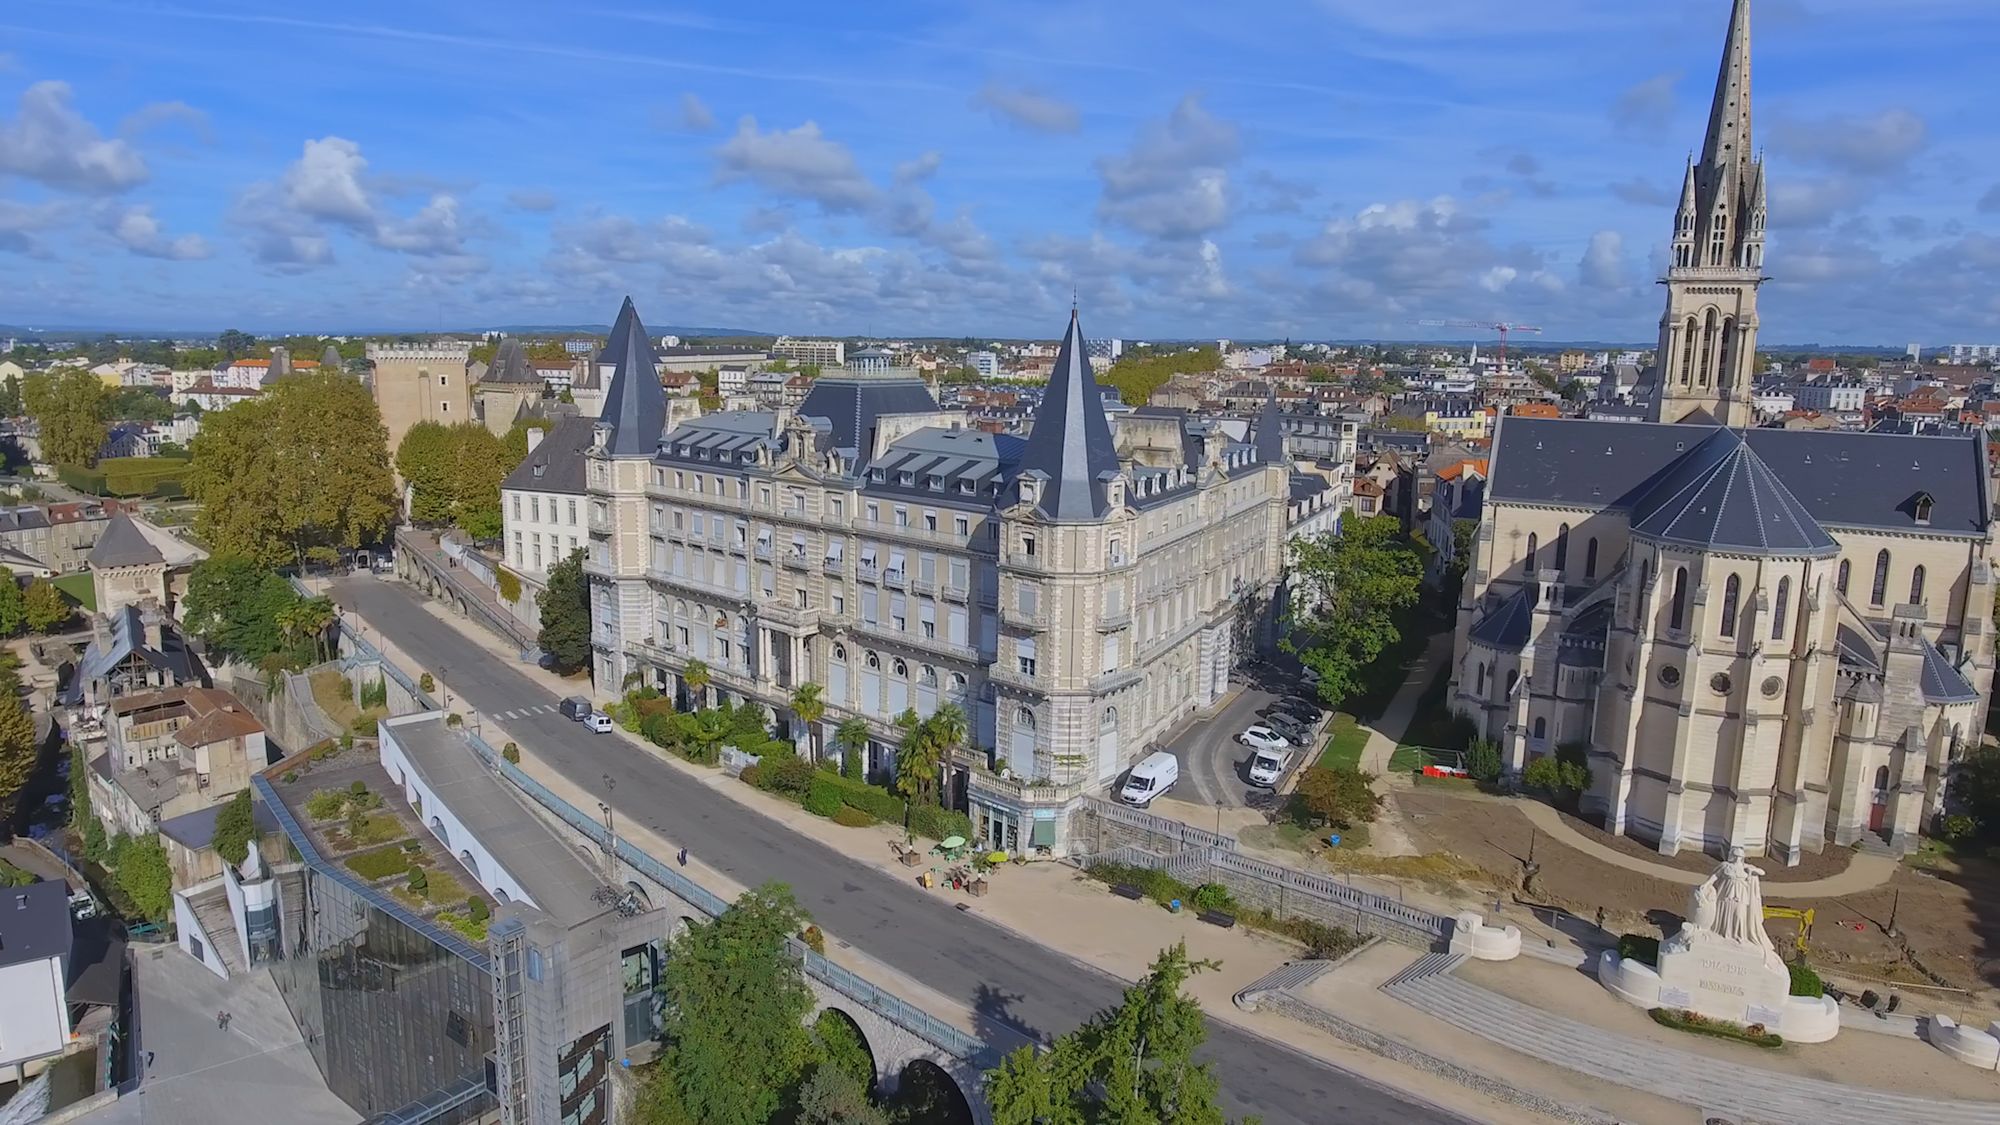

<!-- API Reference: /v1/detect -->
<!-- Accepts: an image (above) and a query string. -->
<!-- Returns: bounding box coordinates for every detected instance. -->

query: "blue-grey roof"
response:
[659,411,780,467]
[1489,416,1990,539]
[0,882,72,971]
[1468,587,1533,651]
[159,796,280,852]
[1252,390,1287,463]
[864,426,1024,504]
[794,374,940,468]
[1920,640,1980,704]
[59,604,204,705]
[1628,428,1838,557]
[1835,623,1881,672]
[482,338,542,386]
[597,297,670,458]
[501,416,594,495]
[1014,309,1121,521]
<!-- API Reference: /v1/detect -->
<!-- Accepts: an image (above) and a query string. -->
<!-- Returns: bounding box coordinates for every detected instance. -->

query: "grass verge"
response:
[1648,1007,1784,1048]
[53,572,96,611]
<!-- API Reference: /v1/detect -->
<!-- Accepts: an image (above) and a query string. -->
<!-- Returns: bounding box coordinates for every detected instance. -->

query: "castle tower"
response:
[1649,0,1766,427]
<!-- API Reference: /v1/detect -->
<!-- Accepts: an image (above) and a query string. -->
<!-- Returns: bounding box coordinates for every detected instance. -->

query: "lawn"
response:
[309,669,385,732]
[1317,713,1371,771]
[343,844,412,881]
[52,572,95,612]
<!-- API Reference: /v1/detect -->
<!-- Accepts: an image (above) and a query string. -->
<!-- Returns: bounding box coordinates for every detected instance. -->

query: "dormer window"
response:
[1913,491,1935,526]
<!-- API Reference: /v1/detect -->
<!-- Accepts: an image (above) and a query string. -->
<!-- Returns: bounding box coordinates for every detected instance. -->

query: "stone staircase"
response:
[1382,962,2000,1125]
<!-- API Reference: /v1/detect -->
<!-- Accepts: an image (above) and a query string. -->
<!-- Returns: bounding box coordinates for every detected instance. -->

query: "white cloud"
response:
[1579,230,1627,290]
[105,205,210,260]
[281,137,375,226]
[0,81,148,192]
[970,83,1079,133]
[714,118,877,212]
[1767,109,1928,175]
[119,101,212,143]
[0,199,67,256]
[235,136,481,268]
[1096,95,1240,240]
[894,151,941,185]
[1609,178,1672,207]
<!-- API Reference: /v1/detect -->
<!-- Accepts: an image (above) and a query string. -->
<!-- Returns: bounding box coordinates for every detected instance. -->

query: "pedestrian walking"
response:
[1595,906,1607,933]
[216,1010,226,1030]
[221,1011,232,1031]
[676,847,687,867]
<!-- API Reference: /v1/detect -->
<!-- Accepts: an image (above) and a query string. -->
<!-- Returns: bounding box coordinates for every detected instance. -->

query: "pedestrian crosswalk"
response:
[494,703,560,720]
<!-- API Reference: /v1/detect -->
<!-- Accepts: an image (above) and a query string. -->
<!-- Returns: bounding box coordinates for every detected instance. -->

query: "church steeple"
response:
[1648,0,1766,428]
[1014,307,1121,522]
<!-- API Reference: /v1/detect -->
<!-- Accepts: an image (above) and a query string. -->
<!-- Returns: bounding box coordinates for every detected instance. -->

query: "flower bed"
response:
[1648,1007,1783,1048]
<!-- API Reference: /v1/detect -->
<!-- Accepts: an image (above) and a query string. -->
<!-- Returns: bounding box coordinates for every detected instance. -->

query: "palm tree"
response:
[681,659,711,710]
[686,709,730,764]
[834,716,870,781]
[894,712,938,806]
[788,682,826,761]
[926,703,968,808]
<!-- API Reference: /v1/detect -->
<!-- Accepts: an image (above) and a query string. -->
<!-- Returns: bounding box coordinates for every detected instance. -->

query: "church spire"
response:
[1700,0,1754,175]
[1014,306,1120,522]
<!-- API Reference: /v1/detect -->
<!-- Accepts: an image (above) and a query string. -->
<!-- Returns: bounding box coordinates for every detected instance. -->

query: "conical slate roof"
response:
[321,344,344,370]
[598,297,668,457]
[1630,427,1837,556]
[1014,308,1120,521]
[484,338,541,385]
[1252,386,1287,463]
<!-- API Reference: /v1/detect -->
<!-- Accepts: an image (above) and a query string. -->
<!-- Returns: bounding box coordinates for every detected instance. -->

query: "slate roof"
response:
[0,882,72,970]
[793,373,940,467]
[1468,587,1533,651]
[597,297,670,458]
[482,338,543,385]
[1627,428,1838,557]
[159,793,279,852]
[659,411,781,466]
[1488,416,1990,538]
[501,416,594,495]
[87,512,166,567]
[866,427,1026,504]
[320,344,344,370]
[1835,623,1881,672]
[60,604,206,705]
[1252,389,1287,463]
[1014,308,1121,521]
[1920,639,1980,704]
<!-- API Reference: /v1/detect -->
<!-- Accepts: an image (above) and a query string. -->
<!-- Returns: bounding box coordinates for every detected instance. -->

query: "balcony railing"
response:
[1002,550,1046,573]
[999,604,1047,630]
[989,663,1041,692]
[1097,609,1131,632]
[911,576,936,596]
[1089,666,1143,694]
[782,552,810,570]
[942,582,970,603]
[757,603,820,630]
[753,542,773,561]
[881,569,907,591]
[823,557,845,576]
[646,567,752,604]
[857,563,880,583]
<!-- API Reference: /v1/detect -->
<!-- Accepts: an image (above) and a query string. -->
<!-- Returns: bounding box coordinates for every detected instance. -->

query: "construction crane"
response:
[1416,319,1544,372]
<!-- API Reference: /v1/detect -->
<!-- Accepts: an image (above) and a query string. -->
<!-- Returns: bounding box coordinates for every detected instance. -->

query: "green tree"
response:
[926,702,968,807]
[216,329,257,361]
[797,1066,886,1125]
[892,709,935,806]
[503,417,554,466]
[657,883,818,1125]
[0,571,25,637]
[0,691,38,813]
[396,421,512,538]
[396,421,458,524]
[276,595,337,663]
[834,717,870,782]
[210,789,257,865]
[182,559,305,664]
[682,659,711,710]
[1285,514,1424,709]
[536,548,592,675]
[1291,765,1381,830]
[31,369,108,468]
[789,682,826,759]
[113,834,174,922]
[185,371,396,567]
[987,943,1239,1125]
[0,375,20,417]
[23,578,68,633]
[1099,346,1221,406]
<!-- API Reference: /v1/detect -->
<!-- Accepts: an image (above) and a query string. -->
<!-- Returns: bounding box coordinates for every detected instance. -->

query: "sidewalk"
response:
[351,588,1550,1125]
[1356,631,1454,775]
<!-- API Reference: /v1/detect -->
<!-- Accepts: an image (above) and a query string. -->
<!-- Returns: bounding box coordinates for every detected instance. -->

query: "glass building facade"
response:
[269,864,496,1123]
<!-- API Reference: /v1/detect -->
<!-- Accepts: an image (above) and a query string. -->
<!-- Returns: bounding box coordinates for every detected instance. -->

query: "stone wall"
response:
[1066,797,1235,859]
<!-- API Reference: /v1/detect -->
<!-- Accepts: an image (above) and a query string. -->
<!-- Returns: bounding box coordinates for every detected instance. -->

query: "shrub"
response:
[1649,1007,1782,1048]
[1291,765,1381,829]
[343,846,410,881]
[908,804,973,843]
[816,774,906,823]
[800,924,826,954]
[765,754,818,798]
[419,672,435,693]
[803,781,844,818]
[495,568,521,603]
[502,741,520,764]
[831,805,876,828]
[841,745,864,782]
[406,867,429,893]
[305,789,349,820]
[352,715,379,738]
[1787,960,1824,998]
[349,780,368,797]
[1087,860,1192,907]
[1522,755,1591,804]
[1190,883,1237,914]
[360,679,388,710]
[1938,813,1979,843]
[446,712,463,727]
[1465,739,1502,783]
[1617,933,1660,966]
[1244,913,1363,959]
[737,764,763,788]
[468,896,491,923]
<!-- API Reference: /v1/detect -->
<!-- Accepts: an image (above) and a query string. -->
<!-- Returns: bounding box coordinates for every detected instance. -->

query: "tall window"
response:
[1719,574,1740,638]
[1771,577,1790,641]
[1584,538,1599,579]
[1910,565,1926,606]
[1837,559,1850,596]
[1871,550,1890,606]
[1524,533,1538,572]
[1476,663,1487,696]
[1554,524,1569,574]
[1670,567,1688,632]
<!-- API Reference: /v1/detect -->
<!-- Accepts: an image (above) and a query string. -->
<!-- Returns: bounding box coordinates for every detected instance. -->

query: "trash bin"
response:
[1168,898,1183,913]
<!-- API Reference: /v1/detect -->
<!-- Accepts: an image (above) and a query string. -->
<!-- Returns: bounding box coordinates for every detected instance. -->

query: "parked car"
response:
[1118,751,1180,806]
[559,696,592,721]
[584,712,615,733]
[1247,747,1294,788]
[1268,704,1321,731]
[1280,694,1326,720]
[1239,724,1291,753]
[1262,714,1310,744]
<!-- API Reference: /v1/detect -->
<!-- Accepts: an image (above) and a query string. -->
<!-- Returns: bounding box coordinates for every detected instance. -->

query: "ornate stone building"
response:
[583,298,1297,853]
[1450,0,1996,862]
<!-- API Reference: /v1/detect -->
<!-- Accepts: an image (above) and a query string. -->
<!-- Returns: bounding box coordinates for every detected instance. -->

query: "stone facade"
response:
[367,342,473,462]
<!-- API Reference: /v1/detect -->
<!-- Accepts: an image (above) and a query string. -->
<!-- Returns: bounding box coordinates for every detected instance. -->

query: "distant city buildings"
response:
[772,336,846,368]
[1945,344,2000,364]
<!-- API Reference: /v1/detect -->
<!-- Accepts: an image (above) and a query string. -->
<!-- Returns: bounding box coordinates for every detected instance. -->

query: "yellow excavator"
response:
[1764,905,1814,957]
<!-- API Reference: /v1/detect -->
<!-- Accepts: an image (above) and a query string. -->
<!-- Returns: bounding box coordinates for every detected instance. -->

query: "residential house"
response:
[89,687,266,837]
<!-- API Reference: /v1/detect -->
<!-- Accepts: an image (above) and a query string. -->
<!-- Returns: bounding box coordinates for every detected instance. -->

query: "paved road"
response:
[330,578,1470,1125]
[1163,684,1276,808]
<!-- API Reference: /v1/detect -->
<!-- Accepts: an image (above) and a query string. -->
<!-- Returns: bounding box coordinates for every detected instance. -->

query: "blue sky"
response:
[2,0,1996,344]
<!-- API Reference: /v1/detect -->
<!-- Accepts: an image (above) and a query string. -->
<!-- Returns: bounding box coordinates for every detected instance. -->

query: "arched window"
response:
[1670,567,1689,631]
[891,658,907,677]
[949,672,966,691]
[1476,663,1487,695]
[865,651,881,670]
[1101,706,1117,730]
[1532,717,1547,741]
[1873,765,1890,793]
[1015,706,1036,731]
[1909,565,1926,606]
[1554,524,1569,574]
[1639,559,1650,589]
[1837,559,1850,596]
[1524,533,1538,572]
[1698,309,1719,387]
[831,643,847,662]
[919,664,937,685]
[1871,550,1890,606]
[1505,670,1519,698]
[1717,315,1736,391]
[1679,316,1698,386]
[1771,577,1790,641]
[1719,574,1740,638]
[1584,538,1599,579]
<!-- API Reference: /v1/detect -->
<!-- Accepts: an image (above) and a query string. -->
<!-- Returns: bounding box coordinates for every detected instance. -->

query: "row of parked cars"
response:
[1239,670,1328,789]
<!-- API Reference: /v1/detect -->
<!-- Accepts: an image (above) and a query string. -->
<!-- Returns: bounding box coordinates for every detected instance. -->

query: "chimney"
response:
[92,610,113,648]
[526,427,545,453]
[141,604,164,650]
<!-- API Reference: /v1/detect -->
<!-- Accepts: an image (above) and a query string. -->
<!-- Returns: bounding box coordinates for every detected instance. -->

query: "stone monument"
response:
[1652,847,1792,1026]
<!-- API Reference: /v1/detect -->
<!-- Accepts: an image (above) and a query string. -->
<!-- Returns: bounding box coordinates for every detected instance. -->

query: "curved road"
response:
[331,578,1470,1125]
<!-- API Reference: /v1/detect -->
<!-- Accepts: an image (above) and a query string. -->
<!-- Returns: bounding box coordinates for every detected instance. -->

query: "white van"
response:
[1247,747,1293,788]
[1118,751,1179,807]
[584,712,614,734]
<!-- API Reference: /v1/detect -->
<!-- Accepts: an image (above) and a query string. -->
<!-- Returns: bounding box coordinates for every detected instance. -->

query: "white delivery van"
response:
[1247,747,1293,788]
[1118,751,1179,807]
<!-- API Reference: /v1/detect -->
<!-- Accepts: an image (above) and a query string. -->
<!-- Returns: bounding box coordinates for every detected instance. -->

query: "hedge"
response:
[1086,860,1192,906]
[908,804,973,843]
[1788,960,1824,998]
[831,805,876,828]
[55,466,107,495]
[99,456,190,498]
[803,782,844,818]
[815,774,906,824]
